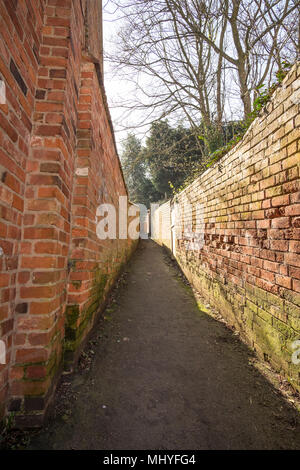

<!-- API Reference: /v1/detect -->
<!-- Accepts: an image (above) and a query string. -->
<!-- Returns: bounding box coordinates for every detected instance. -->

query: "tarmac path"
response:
[29,240,300,450]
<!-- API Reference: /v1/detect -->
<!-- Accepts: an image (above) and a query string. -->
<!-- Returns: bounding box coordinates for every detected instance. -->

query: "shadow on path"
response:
[29,240,300,450]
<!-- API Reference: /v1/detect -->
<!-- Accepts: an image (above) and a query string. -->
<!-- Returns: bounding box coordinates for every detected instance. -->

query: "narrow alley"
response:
[29,241,300,450]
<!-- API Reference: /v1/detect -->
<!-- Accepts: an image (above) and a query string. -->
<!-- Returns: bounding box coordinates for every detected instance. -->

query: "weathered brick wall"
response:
[0,0,137,426]
[153,64,300,390]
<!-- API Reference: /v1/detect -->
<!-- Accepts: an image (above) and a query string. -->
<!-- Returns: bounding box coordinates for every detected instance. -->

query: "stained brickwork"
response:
[153,64,300,390]
[0,0,137,426]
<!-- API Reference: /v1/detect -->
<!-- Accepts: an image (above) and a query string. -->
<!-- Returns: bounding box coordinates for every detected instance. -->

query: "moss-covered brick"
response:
[286,301,300,332]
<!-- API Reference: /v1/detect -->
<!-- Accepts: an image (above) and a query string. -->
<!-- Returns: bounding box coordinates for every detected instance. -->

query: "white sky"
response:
[103,5,136,153]
[102,2,153,154]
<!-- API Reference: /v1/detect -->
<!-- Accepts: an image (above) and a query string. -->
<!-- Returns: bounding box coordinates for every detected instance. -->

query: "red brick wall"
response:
[0,0,45,421]
[0,0,137,426]
[153,63,300,391]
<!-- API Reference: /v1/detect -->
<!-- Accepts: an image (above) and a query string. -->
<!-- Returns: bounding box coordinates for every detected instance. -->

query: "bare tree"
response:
[105,0,299,138]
